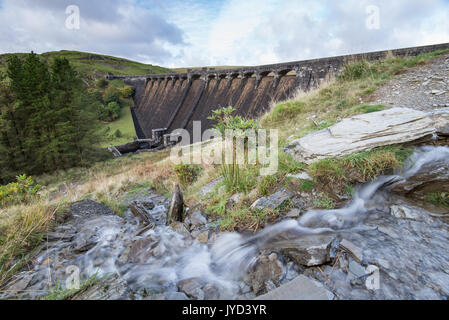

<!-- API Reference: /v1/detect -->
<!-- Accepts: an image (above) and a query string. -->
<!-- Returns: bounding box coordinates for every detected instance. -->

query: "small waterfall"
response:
[14,146,446,300]
[110,146,447,297]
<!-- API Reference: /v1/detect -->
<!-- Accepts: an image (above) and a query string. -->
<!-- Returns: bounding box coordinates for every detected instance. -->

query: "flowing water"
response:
[3,146,449,300]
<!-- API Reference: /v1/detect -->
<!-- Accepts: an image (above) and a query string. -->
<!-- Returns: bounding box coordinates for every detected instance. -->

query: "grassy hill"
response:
[0,51,171,147]
[0,50,170,84]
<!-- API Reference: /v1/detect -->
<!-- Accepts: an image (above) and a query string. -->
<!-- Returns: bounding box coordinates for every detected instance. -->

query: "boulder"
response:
[430,112,449,137]
[177,278,205,300]
[203,283,220,300]
[251,189,294,210]
[229,193,245,204]
[390,203,433,223]
[72,275,130,300]
[167,184,184,223]
[339,239,363,262]
[256,275,333,300]
[189,211,208,228]
[391,148,449,195]
[199,177,223,197]
[129,200,166,227]
[285,208,301,218]
[284,108,435,164]
[249,253,284,295]
[278,235,336,267]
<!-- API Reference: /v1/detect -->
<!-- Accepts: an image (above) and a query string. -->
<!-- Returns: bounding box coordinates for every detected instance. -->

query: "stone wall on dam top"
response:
[108,43,449,142]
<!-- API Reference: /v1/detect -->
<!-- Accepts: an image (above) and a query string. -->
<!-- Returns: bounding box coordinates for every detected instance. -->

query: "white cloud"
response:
[0,0,448,68]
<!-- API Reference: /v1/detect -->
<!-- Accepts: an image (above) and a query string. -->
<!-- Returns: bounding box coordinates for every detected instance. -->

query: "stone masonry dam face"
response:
[108,43,449,141]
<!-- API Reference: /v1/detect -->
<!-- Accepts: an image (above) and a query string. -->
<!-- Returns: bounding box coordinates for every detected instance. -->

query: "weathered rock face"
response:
[167,184,184,223]
[251,189,294,210]
[71,275,131,300]
[129,200,166,227]
[285,108,435,164]
[278,235,337,267]
[256,275,333,300]
[249,253,284,295]
[391,146,449,195]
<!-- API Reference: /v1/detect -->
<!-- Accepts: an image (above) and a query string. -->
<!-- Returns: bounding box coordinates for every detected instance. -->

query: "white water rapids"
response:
[107,146,448,297]
[12,146,447,300]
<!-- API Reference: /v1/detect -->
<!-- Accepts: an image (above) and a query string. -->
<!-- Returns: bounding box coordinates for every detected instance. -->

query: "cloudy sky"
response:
[0,0,448,68]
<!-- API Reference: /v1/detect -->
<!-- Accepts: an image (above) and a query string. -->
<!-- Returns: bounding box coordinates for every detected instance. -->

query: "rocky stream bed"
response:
[1,145,448,300]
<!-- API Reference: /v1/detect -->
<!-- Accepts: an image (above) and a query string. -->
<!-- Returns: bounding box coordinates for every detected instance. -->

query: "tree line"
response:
[0,52,106,184]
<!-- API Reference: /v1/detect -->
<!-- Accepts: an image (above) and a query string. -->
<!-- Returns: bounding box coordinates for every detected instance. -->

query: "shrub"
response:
[120,86,134,98]
[114,129,123,138]
[174,164,202,185]
[103,86,121,106]
[208,106,258,191]
[101,102,121,122]
[96,78,109,89]
[0,174,41,207]
[338,60,372,81]
[314,196,336,209]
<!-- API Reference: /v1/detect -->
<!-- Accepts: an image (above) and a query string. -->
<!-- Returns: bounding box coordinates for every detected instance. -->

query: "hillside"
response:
[0,50,170,84]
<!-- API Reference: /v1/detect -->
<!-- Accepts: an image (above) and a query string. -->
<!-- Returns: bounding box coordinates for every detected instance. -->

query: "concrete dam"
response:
[108,43,449,151]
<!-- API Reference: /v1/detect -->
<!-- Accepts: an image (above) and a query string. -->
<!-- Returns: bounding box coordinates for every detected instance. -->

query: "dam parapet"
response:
[108,43,449,153]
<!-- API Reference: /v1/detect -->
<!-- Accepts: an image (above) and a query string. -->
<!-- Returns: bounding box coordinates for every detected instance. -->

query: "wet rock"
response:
[46,232,75,242]
[249,253,284,295]
[197,231,210,244]
[391,148,449,195]
[285,108,435,164]
[0,273,33,299]
[236,292,256,300]
[285,208,301,218]
[72,275,130,300]
[167,184,184,224]
[170,222,191,238]
[164,292,190,300]
[251,189,294,210]
[339,239,363,262]
[128,238,156,263]
[73,238,97,254]
[177,278,205,300]
[129,200,167,227]
[390,203,433,222]
[70,200,115,217]
[279,235,336,267]
[203,283,220,300]
[256,275,333,300]
[189,211,208,228]
[348,260,367,280]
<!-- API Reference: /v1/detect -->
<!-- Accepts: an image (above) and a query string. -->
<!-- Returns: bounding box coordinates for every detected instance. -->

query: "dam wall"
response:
[108,43,449,141]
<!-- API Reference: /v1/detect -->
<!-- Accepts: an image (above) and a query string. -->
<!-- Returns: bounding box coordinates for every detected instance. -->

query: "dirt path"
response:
[367,53,449,113]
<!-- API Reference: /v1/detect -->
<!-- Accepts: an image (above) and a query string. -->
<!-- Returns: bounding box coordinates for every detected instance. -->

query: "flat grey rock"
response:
[256,276,333,300]
[285,108,435,164]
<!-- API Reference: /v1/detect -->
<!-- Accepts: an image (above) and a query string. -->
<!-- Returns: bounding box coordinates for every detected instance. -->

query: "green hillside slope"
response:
[0,50,170,84]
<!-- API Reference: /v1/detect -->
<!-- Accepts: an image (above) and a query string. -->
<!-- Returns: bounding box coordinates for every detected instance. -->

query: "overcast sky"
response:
[0,0,448,68]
